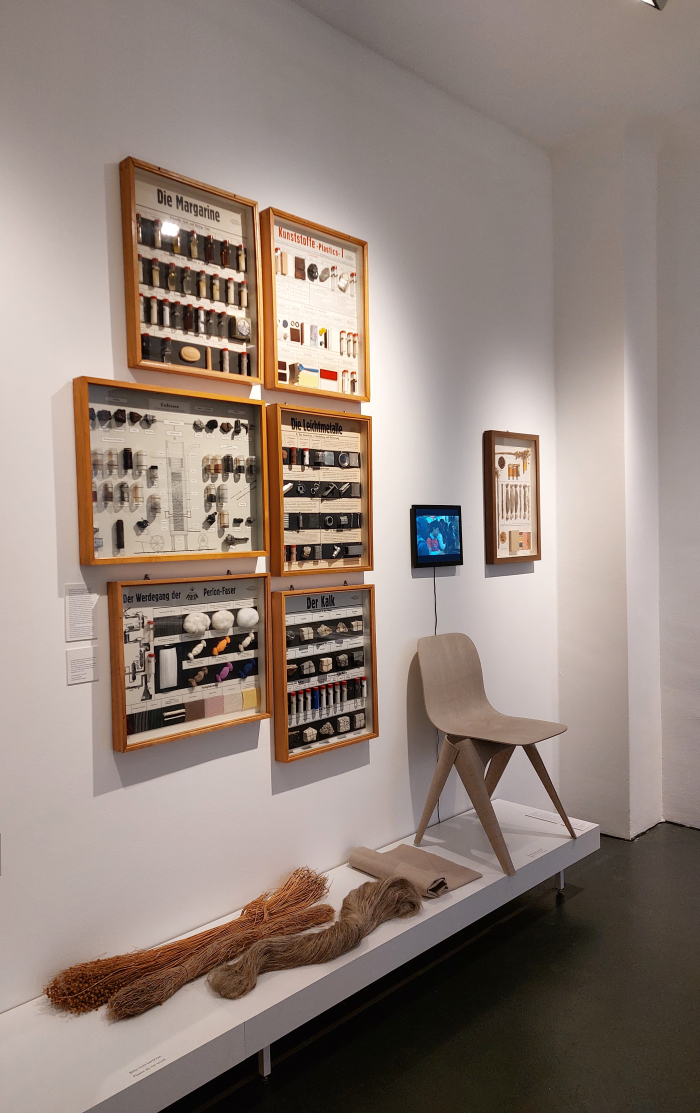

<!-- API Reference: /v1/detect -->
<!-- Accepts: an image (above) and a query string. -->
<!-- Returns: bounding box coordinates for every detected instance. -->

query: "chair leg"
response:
[484,746,514,797]
[414,736,458,845]
[524,744,577,839]
[453,740,516,876]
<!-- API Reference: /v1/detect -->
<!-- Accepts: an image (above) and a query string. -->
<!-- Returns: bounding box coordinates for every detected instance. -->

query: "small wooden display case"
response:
[272,584,378,762]
[260,207,370,401]
[483,430,541,564]
[266,403,373,577]
[74,377,268,565]
[109,572,271,752]
[120,157,263,384]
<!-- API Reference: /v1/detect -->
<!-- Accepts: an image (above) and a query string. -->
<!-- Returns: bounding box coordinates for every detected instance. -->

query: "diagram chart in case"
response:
[74,378,267,564]
[109,574,270,751]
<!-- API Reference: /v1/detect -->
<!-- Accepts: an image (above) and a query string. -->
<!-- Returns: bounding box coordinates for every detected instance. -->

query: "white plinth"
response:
[0,801,599,1113]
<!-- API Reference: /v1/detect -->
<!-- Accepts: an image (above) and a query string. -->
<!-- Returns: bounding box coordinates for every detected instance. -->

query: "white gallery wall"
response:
[551,106,700,841]
[0,0,558,1012]
[657,112,700,830]
[552,123,663,840]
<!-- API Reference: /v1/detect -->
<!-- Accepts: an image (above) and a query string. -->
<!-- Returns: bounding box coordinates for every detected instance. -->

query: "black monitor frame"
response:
[410,505,463,568]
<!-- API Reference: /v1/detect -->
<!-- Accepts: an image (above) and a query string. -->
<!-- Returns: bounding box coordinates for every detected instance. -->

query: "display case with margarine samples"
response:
[74,378,268,565]
[108,574,270,751]
[266,404,373,576]
[120,158,262,384]
[272,585,378,761]
[483,430,541,564]
[260,208,369,401]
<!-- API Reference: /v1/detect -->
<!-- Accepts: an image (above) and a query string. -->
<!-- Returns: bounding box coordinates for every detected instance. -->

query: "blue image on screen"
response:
[415,514,461,561]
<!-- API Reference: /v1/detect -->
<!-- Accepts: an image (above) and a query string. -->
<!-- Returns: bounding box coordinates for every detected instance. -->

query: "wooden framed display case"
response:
[260,207,370,401]
[120,157,262,384]
[267,404,373,576]
[109,573,270,752]
[272,584,378,762]
[483,430,541,564]
[74,377,268,565]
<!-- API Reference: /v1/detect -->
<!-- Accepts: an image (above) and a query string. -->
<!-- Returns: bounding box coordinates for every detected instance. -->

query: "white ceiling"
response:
[292,0,700,147]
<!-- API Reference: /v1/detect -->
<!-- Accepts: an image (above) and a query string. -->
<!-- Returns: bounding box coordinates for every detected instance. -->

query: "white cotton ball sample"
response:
[236,607,259,629]
[183,611,211,636]
[211,609,235,631]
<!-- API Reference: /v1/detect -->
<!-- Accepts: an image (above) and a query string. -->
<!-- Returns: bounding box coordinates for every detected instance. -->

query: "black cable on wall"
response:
[432,565,441,822]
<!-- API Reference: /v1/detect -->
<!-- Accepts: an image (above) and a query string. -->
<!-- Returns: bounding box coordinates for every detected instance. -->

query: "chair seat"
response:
[433,710,567,747]
[415,633,574,875]
[416,633,567,747]
[413,632,574,872]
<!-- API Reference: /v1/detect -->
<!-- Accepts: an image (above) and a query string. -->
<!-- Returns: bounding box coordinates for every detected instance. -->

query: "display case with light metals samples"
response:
[266,403,373,576]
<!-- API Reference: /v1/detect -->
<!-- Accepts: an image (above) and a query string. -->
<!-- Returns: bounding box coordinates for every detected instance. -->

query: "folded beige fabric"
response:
[348,844,481,899]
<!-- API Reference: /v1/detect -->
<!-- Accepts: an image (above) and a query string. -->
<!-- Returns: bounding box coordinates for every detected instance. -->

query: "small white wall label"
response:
[66,645,98,685]
[65,583,97,642]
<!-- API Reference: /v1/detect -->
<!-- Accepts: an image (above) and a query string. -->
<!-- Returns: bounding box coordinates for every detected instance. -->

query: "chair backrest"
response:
[417,633,491,733]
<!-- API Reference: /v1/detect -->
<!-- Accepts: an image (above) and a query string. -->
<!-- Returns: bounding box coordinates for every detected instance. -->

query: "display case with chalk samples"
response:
[73,377,267,565]
[108,573,270,751]
[120,157,262,384]
[272,584,378,761]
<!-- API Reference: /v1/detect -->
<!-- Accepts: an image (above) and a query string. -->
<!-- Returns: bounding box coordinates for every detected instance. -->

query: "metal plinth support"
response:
[557,869,565,894]
[258,1045,272,1079]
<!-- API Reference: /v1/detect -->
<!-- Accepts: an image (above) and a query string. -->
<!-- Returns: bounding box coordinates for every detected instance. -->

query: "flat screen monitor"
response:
[410,505,463,568]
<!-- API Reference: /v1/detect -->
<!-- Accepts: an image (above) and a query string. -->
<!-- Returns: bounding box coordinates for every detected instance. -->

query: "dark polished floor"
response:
[166,822,700,1113]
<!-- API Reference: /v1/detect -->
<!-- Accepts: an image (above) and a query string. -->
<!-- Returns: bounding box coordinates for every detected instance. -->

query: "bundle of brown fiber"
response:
[208,876,423,1001]
[45,868,333,1017]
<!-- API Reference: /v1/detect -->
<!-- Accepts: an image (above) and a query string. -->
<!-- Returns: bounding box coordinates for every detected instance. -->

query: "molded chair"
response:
[415,633,575,876]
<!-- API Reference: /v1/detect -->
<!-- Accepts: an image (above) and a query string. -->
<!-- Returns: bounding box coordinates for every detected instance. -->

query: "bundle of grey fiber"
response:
[208,876,423,1000]
[46,868,333,1017]
[108,902,333,1020]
